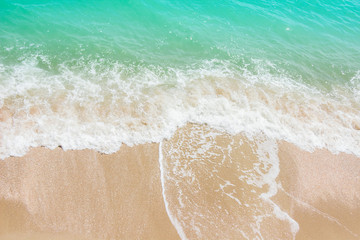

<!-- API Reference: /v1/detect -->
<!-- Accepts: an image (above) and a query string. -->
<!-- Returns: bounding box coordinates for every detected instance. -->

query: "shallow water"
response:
[1,0,360,158]
[160,124,298,239]
[0,2,360,238]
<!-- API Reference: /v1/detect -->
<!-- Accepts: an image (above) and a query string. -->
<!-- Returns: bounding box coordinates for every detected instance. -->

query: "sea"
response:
[0,0,359,239]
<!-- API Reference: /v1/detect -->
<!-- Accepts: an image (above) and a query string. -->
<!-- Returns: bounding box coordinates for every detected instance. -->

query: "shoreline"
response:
[1,124,359,239]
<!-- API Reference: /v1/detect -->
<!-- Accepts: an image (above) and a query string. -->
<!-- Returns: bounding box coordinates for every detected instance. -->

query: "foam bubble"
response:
[158,142,188,240]
[159,124,298,239]
[0,58,359,159]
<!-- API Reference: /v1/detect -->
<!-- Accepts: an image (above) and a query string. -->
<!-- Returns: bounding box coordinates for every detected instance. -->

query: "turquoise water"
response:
[1,2,359,238]
[1,0,359,85]
[0,0,360,158]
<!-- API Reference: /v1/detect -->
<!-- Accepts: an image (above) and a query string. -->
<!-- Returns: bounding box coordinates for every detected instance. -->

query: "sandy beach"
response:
[1,1,359,239]
[0,124,359,239]
[0,144,179,240]
[274,142,360,240]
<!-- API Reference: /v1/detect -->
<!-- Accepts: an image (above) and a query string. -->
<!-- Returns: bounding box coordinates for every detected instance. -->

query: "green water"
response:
[1,0,359,86]
[1,3,360,239]
[0,0,360,158]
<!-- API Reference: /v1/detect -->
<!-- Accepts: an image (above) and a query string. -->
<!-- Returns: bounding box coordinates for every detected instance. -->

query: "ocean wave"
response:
[0,58,359,159]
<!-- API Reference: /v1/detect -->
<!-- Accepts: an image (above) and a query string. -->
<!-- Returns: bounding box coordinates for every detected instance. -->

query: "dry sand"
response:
[0,145,180,240]
[0,124,359,239]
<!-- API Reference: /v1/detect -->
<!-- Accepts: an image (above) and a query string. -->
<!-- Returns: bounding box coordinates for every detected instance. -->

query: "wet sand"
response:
[0,124,359,239]
[274,142,360,240]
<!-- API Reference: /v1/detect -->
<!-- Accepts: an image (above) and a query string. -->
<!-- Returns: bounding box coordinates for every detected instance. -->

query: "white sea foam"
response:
[255,136,300,236]
[159,124,299,239]
[158,142,188,240]
[0,58,359,159]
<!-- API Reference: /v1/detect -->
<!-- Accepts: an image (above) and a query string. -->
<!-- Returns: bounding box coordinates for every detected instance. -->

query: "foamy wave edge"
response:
[0,59,359,159]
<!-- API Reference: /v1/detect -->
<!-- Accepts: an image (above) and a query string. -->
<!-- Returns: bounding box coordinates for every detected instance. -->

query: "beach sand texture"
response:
[0,124,359,240]
[1,1,360,239]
